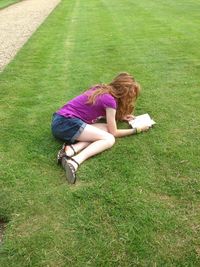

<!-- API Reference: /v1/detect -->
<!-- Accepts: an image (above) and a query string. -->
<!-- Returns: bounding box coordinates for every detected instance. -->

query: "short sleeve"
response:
[100,94,117,109]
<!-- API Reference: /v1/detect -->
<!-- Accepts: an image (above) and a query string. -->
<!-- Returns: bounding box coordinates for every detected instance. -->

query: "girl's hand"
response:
[122,114,135,121]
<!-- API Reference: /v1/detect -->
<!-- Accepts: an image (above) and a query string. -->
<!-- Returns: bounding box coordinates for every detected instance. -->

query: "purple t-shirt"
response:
[56,89,117,124]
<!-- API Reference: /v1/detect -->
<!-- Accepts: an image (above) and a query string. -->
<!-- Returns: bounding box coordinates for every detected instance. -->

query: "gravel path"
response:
[0,0,61,72]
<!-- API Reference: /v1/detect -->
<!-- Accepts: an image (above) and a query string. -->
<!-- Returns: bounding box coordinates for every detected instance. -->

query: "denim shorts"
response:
[51,113,87,144]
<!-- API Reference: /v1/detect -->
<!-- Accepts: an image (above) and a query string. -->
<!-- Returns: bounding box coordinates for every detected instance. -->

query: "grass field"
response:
[0,0,200,266]
[0,0,22,9]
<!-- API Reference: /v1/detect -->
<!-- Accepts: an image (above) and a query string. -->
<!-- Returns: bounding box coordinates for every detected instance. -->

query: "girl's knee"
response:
[106,133,115,147]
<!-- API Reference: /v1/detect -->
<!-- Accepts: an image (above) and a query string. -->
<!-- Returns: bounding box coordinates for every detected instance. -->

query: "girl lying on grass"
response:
[51,72,149,184]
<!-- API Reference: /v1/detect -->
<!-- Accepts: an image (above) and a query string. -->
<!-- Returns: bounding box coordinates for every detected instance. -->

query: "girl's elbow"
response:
[113,132,118,137]
[109,130,117,136]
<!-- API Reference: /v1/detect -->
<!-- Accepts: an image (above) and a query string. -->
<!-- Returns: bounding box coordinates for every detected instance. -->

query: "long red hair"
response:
[86,72,141,120]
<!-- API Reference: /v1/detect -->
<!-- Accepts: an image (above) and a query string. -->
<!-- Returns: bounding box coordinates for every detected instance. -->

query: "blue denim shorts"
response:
[51,113,87,144]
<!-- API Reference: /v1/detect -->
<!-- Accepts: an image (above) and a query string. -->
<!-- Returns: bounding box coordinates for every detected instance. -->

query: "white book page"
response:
[129,113,156,128]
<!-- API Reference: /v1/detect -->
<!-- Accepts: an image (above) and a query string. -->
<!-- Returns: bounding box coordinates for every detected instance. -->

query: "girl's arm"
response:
[106,108,149,137]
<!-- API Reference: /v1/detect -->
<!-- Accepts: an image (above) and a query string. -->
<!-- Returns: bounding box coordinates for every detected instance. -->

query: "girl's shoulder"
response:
[98,93,117,109]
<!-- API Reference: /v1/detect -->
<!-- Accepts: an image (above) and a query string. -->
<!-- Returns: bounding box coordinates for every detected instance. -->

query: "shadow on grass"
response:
[0,218,8,246]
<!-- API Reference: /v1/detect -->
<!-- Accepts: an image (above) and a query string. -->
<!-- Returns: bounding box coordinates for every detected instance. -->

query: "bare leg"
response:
[65,142,90,157]
[65,123,108,156]
[68,123,115,170]
[92,123,108,131]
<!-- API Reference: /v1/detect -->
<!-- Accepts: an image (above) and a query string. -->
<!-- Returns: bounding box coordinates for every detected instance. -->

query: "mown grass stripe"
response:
[0,0,200,266]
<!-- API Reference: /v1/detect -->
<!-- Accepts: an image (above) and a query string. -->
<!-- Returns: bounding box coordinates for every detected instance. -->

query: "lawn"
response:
[0,0,22,9]
[0,0,200,266]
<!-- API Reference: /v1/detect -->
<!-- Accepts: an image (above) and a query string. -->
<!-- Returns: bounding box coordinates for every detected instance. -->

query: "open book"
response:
[129,113,156,128]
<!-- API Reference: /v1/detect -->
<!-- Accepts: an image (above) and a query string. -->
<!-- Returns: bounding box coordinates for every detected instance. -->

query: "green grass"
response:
[0,0,200,266]
[0,0,22,9]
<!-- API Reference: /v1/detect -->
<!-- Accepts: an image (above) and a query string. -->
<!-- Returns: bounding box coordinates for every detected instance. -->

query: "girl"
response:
[51,72,149,184]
